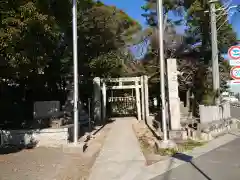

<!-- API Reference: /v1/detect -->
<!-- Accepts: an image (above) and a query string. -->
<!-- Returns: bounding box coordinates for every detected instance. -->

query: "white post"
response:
[135,80,141,121]
[141,76,145,121]
[102,82,107,122]
[144,75,149,119]
[157,0,168,141]
[72,0,79,145]
[119,80,122,86]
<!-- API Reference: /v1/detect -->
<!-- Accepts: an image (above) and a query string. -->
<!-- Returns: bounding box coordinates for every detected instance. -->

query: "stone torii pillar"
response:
[93,77,102,125]
[143,75,149,120]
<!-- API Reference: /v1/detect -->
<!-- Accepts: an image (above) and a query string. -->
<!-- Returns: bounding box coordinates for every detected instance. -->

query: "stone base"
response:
[62,142,86,154]
[155,140,177,149]
[169,130,188,140]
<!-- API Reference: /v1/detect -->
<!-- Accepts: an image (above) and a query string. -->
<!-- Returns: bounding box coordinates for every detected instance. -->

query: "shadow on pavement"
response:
[144,114,161,141]
[0,131,38,155]
[161,153,212,180]
[82,118,115,153]
[92,118,115,136]
[0,145,25,154]
[0,143,37,155]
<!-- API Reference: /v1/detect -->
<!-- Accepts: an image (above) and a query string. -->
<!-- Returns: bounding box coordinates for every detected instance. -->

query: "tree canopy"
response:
[0,0,141,127]
[140,0,236,106]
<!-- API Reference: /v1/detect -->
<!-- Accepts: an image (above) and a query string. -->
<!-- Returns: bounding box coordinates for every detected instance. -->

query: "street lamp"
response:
[156,0,167,141]
[72,0,79,145]
[157,0,176,148]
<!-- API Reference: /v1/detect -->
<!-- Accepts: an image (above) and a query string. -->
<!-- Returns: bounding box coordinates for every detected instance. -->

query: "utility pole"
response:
[209,0,220,103]
[157,0,168,141]
[72,0,79,145]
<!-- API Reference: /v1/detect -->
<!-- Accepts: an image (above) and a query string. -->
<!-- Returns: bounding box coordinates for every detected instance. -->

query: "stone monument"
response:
[167,58,181,130]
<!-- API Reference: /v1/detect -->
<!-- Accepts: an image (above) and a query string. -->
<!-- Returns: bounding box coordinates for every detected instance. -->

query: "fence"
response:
[107,96,136,116]
[199,103,231,124]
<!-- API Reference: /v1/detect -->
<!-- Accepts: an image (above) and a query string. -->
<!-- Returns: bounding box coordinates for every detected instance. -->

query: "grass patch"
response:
[138,136,153,153]
[135,122,206,159]
[138,134,206,157]
[155,148,178,156]
[155,140,206,156]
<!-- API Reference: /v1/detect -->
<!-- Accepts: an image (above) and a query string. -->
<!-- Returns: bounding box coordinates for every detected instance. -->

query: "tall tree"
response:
[184,0,236,105]
[141,0,237,110]
[77,2,141,77]
[184,0,236,61]
[137,0,185,86]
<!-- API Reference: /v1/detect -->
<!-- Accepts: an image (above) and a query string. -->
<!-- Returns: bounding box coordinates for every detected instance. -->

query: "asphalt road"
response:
[151,135,240,180]
[230,105,240,120]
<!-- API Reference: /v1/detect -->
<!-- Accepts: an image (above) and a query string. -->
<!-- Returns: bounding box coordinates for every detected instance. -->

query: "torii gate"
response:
[93,76,149,123]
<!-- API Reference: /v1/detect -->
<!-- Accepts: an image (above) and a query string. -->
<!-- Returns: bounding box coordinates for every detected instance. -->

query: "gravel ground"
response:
[0,147,94,180]
[0,124,112,180]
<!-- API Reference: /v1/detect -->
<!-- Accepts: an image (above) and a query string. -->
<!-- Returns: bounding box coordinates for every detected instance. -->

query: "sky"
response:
[102,0,240,36]
[101,0,240,93]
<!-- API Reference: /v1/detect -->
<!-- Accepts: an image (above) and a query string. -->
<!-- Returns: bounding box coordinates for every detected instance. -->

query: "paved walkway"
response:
[88,117,145,180]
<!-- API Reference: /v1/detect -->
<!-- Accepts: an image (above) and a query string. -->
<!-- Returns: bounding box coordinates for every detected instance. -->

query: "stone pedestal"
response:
[167,59,181,130]
[143,75,150,119]
[169,97,181,130]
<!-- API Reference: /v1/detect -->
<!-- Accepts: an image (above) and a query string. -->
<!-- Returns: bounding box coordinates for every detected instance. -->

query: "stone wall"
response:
[0,126,73,147]
[199,103,231,124]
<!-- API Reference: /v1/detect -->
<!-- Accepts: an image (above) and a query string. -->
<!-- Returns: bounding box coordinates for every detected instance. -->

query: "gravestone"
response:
[33,101,60,119]
[167,58,181,130]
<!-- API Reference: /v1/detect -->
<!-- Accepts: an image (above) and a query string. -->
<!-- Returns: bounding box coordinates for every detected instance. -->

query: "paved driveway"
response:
[151,136,240,180]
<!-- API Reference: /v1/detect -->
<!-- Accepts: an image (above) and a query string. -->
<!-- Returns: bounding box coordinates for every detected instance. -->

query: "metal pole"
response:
[157,0,168,141]
[209,0,220,103]
[72,0,79,145]
[88,98,91,132]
